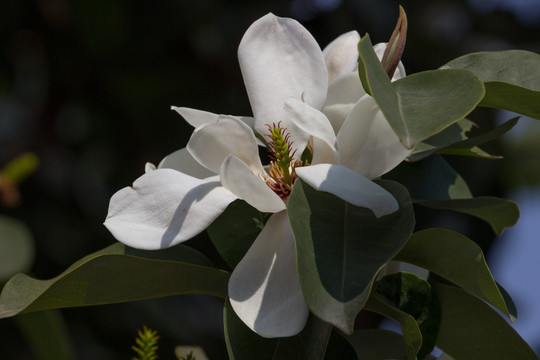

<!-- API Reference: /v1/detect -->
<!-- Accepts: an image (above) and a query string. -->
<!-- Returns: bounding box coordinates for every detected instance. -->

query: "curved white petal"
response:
[145,162,156,173]
[104,169,238,250]
[311,137,340,166]
[323,30,360,82]
[326,71,366,106]
[157,148,216,179]
[220,154,286,213]
[229,211,309,338]
[284,98,337,156]
[324,71,366,134]
[337,95,411,179]
[296,163,398,218]
[171,107,219,128]
[187,115,264,174]
[322,103,355,134]
[373,42,406,81]
[238,13,328,135]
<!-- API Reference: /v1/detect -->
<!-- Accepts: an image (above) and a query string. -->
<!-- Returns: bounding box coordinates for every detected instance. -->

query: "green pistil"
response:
[267,123,294,184]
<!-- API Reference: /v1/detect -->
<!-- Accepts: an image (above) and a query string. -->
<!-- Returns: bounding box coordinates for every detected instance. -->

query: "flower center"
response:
[264,122,305,201]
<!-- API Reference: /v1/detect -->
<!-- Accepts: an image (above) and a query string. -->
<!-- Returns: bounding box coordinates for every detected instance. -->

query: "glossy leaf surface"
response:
[394,228,513,320]
[415,197,519,235]
[0,243,229,318]
[434,283,538,360]
[358,35,485,149]
[288,179,414,334]
[445,50,540,120]
[383,155,472,200]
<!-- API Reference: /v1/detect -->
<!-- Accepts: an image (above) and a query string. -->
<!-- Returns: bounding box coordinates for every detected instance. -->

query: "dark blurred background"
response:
[1,0,540,358]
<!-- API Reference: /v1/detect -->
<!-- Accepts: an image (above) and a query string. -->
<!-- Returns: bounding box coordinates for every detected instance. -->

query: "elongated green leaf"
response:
[383,155,472,200]
[372,272,440,359]
[410,117,518,161]
[223,299,356,360]
[0,215,35,282]
[288,179,414,334]
[433,283,538,360]
[358,35,485,149]
[208,200,269,269]
[415,197,519,235]
[345,329,407,360]
[394,228,513,320]
[444,50,540,120]
[409,119,475,161]
[442,117,519,152]
[0,243,229,318]
[14,310,75,360]
[438,145,499,159]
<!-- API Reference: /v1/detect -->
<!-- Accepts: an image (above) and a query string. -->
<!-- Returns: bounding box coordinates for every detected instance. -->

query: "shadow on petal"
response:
[161,180,233,248]
[229,211,309,338]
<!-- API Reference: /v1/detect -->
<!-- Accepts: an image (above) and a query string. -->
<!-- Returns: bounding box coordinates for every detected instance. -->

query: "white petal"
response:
[322,103,355,134]
[323,72,366,133]
[172,106,255,130]
[104,169,237,250]
[157,148,216,179]
[296,164,398,218]
[220,154,286,213]
[311,137,340,166]
[187,115,264,174]
[229,211,309,338]
[145,162,156,173]
[171,107,219,128]
[238,13,328,135]
[284,98,337,156]
[326,71,365,106]
[373,42,406,81]
[337,95,411,179]
[322,30,360,82]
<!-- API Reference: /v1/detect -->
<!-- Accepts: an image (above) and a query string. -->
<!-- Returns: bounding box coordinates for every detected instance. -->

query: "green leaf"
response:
[441,117,519,153]
[383,155,472,200]
[358,35,485,149]
[444,50,540,120]
[0,215,35,282]
[409,119,475,161]
[433,282,538,360]
[288,179,414,334]
[323,331,358,360]
[497,282,518,321]
[208,200,269,269]
[223,299,356,360]
[437,145,499,159]
[394,228,513,320]
[345,329,407,360]
[370,272,441,360]
[415,197,519,235]
[364,292,422,360]
[14,310,75,360]
[0,243,229,318]
[410,117,518,161]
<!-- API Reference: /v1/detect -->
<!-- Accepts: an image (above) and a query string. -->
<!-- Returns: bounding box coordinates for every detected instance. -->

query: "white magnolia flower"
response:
[105,13,410,338]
